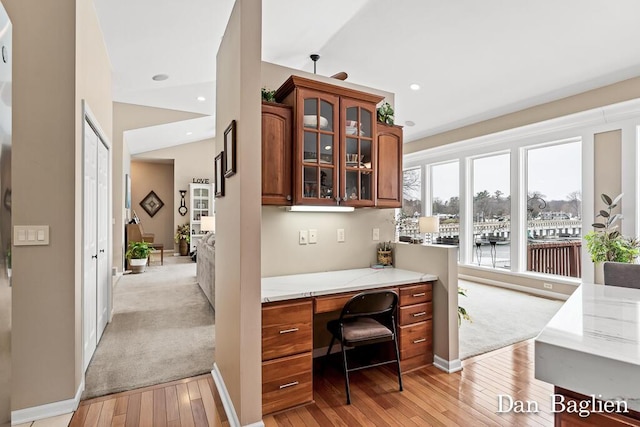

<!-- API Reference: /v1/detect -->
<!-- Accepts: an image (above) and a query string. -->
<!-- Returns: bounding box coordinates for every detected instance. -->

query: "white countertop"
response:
[535,283,640,410]
[261,268,437,303]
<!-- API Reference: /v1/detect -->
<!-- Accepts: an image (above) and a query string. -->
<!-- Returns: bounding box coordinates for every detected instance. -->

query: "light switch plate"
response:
[372,228,380,241]
[299,230,308,245]
[337,228,345,243]
[14,225,50,246]
[309,229,317,244]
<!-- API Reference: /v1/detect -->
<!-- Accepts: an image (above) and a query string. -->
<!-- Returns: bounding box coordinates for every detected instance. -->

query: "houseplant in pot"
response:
[175,223,191,256]
[125,241,151,274]
[584,193,640,282]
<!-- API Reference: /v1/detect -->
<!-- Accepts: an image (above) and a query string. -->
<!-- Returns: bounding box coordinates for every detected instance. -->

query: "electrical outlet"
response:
[299,230,308,245]
[337,228,345,243]
[372,228,380,241]
[309,229,318,244]
[543,283,553,289]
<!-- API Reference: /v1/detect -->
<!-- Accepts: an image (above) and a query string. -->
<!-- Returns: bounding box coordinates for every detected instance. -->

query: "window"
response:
[399,168,422,240]
[526,140,582,277]
[472,153,510,269]
[431,162,459,245]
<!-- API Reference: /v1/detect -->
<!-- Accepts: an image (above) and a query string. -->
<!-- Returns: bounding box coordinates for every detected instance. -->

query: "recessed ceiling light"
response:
[152,74,169,81]
[186,131,193,136]
[405,120,416,127]
[197,96,206,102]
[409,83,420,91]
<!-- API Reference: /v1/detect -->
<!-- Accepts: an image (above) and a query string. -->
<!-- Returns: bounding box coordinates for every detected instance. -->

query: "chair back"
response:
[603,261,640,289]
[340,290,398,320]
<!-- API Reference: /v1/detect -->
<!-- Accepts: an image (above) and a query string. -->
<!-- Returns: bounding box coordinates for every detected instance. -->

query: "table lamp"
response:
[419,216,439,244]
[201,215,216,234]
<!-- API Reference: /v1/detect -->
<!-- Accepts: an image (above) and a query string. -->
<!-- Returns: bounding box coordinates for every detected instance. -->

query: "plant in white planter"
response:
[126,241,151,274]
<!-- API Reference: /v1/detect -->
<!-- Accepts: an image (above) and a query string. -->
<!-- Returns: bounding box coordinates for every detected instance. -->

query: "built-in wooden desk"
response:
[261,268,437,415]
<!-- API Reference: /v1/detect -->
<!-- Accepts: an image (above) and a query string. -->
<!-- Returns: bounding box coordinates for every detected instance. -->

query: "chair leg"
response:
[392,320,403,392]
[340,342,352,405]
[322,336,335,374]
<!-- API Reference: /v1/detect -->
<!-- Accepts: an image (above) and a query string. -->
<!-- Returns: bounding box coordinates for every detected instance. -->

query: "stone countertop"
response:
[535,283,640,411]
[261,268,437,303]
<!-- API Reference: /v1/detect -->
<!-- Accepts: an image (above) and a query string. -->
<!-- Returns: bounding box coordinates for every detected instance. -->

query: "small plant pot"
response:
[377,250,392,266]
[129,257,148,274]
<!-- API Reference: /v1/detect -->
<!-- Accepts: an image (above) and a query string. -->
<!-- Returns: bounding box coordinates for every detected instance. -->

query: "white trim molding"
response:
[433,355,462,373]
[211,364,265,427]
[459,274,571,301]
[11,378,84,425]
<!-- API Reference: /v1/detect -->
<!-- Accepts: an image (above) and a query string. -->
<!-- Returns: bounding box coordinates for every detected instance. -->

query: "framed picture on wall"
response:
[215,152,225,198]
[125,174,131,209]
[224,120,237,178]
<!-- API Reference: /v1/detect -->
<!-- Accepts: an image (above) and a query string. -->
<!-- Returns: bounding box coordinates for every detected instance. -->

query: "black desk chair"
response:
[603,261,640,289]
[325,290,403,404]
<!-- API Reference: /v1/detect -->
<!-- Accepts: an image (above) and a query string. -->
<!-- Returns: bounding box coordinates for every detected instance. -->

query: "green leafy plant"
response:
[584,193,640,263]
[458,287,471,326]
[125,241,151,260]
[377,101,395,125]
[261,87,276,102]
[174,223,191,244]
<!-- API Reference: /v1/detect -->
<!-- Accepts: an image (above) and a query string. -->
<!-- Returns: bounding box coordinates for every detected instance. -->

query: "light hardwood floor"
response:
[71,340,552,427]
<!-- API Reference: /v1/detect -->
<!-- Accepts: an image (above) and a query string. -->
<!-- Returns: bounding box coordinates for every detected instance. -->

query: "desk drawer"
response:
[399,283,432,306]
[262,352,313,415]
[262,300,312,361]
[314,287,398,314]
[399,320,432,360]
[399,302,432,326]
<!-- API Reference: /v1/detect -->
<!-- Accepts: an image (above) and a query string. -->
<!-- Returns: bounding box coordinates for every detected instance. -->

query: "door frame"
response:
[81,100,113,372]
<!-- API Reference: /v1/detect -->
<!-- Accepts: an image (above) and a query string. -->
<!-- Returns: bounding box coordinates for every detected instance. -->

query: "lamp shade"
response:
[419,216,439,233]
[201,215,216,232]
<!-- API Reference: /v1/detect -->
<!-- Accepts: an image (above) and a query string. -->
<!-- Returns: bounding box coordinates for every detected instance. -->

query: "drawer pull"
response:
[413,338,427,344]
[412,312,427,317]
[412,292,426,297]
[279,381,299,389]
[279,328,299,334]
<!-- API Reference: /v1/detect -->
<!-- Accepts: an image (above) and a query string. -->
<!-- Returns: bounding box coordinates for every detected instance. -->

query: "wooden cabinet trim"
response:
[276,75,384,105]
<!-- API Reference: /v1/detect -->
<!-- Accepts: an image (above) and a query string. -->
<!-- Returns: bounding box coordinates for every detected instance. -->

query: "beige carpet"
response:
[82,256,215,399]
[458,279,564,360]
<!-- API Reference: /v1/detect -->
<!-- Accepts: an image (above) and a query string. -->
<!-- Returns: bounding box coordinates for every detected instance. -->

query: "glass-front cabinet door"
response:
[341,98,376,207]
[296,89,339,205]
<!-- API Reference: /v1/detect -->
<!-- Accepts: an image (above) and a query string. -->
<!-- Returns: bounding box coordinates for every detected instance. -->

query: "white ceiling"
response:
[94,0,640,154]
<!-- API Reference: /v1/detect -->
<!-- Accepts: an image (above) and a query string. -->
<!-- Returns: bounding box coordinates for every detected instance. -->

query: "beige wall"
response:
[405,76,640,153]
[112,103,203,270]
[5,0,112,410]
[134,139,215,251]
[215,0,262,424]
[262,207,395,277]
[130,161,174,248]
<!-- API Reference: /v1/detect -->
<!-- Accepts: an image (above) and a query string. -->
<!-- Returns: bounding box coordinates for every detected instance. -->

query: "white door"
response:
[96,140,109,339]
[83,120,98,371]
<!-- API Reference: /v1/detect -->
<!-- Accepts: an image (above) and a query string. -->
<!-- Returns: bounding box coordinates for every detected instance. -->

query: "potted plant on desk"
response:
[175,223,191,256]
[126,241,151,274]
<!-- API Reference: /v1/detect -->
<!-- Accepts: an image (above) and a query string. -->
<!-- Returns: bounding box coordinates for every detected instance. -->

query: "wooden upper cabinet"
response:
[275,75,385,207]
[341,98,377,207]
[376,123,403,208]
[262,102,293,205]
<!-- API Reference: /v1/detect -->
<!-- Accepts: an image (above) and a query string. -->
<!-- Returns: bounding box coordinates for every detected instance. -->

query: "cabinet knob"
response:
[286,195,291,201]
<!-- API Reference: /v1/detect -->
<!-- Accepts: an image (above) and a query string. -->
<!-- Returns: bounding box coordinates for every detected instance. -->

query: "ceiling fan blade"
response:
[330,71,348,81]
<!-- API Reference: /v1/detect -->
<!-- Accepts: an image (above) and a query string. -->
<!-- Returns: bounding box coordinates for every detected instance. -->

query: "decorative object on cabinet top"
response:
[261,87,276,102]
[377,101,395,125]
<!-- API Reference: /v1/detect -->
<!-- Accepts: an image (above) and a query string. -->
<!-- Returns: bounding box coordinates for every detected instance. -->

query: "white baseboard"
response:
[211,364,264,427]
[459,274,570,301]
[433,355,462,373]
[11,378,84,425]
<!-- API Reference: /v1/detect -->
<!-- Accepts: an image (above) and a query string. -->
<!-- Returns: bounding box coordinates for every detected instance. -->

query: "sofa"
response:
[196,232,215,309]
